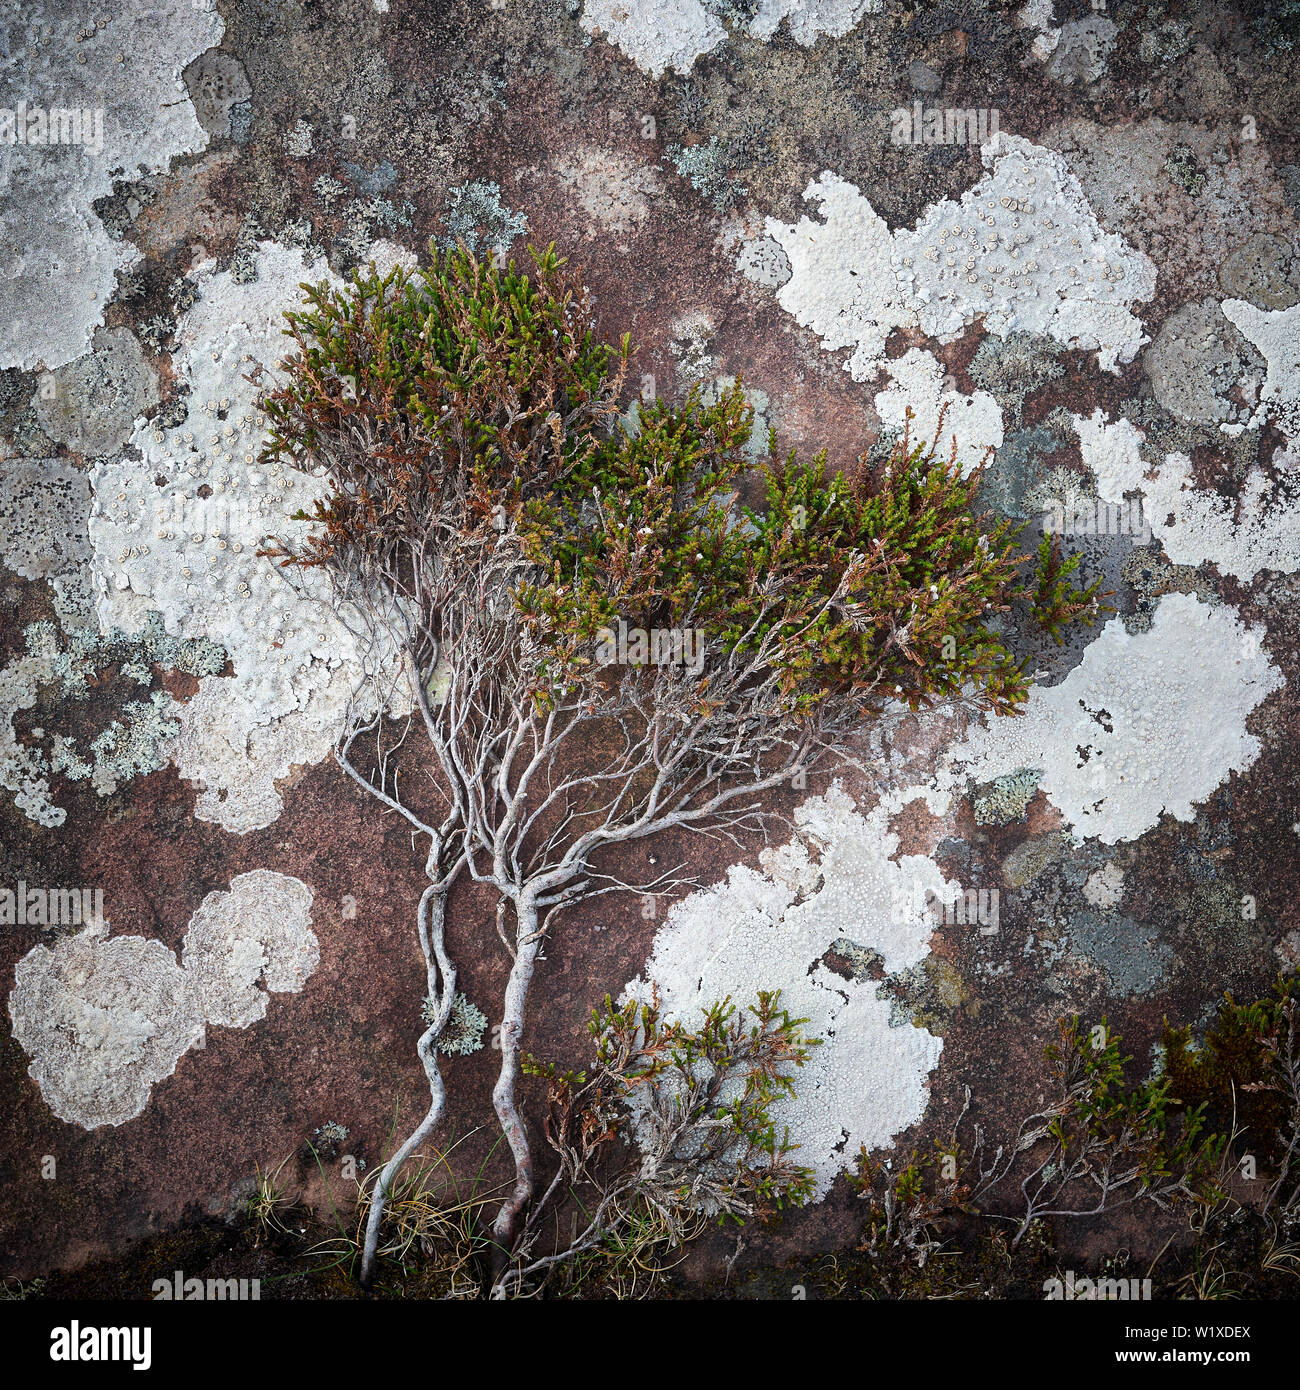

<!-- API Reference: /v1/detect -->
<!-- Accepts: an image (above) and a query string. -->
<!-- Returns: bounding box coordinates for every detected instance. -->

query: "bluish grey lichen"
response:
[437,180,526,256]
[666,139,747,210]
[981,425,1066,517]
[37,611,226,698]
[1067,908,1173,997]
[426,991,488,1056]
[972,768,1042,826]
[88,691,182,795]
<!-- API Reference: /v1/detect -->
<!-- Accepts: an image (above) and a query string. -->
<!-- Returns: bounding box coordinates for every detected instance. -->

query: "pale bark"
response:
[489,895,543,1267]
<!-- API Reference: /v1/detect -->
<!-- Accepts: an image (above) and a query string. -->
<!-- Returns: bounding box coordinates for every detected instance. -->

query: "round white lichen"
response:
[623,785,945,1199]
[10,871,319,1128]
[8,923,204,1128]
[181,870,318,1028]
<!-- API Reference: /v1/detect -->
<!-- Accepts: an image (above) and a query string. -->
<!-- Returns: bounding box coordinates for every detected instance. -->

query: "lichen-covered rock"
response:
[1075,408,1300,580]
[9,871,319,1128]
[761,136,1155,381]
[88,241,405,832]
[181,870,317,1028]
[0,458,92,624]
[1143,299,1265,429]
[31,327,159,457]
[0,0,223,370]
[624,785,946,1198]
[947,593,1283,844]
[8,924,204,1128]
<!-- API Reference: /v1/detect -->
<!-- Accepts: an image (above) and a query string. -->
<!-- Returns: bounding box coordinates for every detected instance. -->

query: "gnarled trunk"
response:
[360,881,454,1286]
[489,896,542,1274]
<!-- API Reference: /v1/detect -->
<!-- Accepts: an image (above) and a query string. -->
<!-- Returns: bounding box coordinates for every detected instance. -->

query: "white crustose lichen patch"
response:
[8,872,317,1128]
[874,347,1004,474]
[0,0,223,371]
[580,0,880,78]
[760,135,1156,381]
[180,870,318,1029]
[945,593,1282,845]
[624,785,945,1198]
[1074,407,1300,581]
[89,241,403,832]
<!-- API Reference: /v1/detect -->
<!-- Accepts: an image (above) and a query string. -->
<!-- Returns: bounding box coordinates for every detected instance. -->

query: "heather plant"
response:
[495,990,817,1298]
[853,1015,1228,1265]
[1029,533,1111,644]
[260,243,1102,1285]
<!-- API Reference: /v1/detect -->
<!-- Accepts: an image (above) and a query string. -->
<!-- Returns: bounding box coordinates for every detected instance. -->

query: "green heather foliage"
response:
[262,243,1101,728]
[1162,973,1300,1171]
[1030,533,1111,645]
[500,990,817,1293]
[261,244,627,574]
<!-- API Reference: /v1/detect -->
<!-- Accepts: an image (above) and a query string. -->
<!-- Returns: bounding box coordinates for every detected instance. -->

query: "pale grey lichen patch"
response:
[762,136,1156,382]
[553,148,663,237]
[1219,232,1300,312]
[90,242,405,834]
[181,871,317,1029]
[8,923,204,1129]
[1045,15,1117,87]
[945,594,1283,844]
[437,180,527,256]
[182,49,252,141]
[284,120,315,159]
[1143,299,1264,428]
[1221,299,1300,445]
[427,991,488,1056]
[580,0,881,77]
[0,614,225,827]
[310,1120,349,1157]
[972,768,1042,826]
[736,234,792,289]
[0,0,224,371]
[9,871,318,1128]
[624,785,946,1198]
[1076,408,1300,578]
[31,327,159,457]
[1083,861,1125,909]
[0,458,92,622]
[85,691,182,797]
[668,310,717,385]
